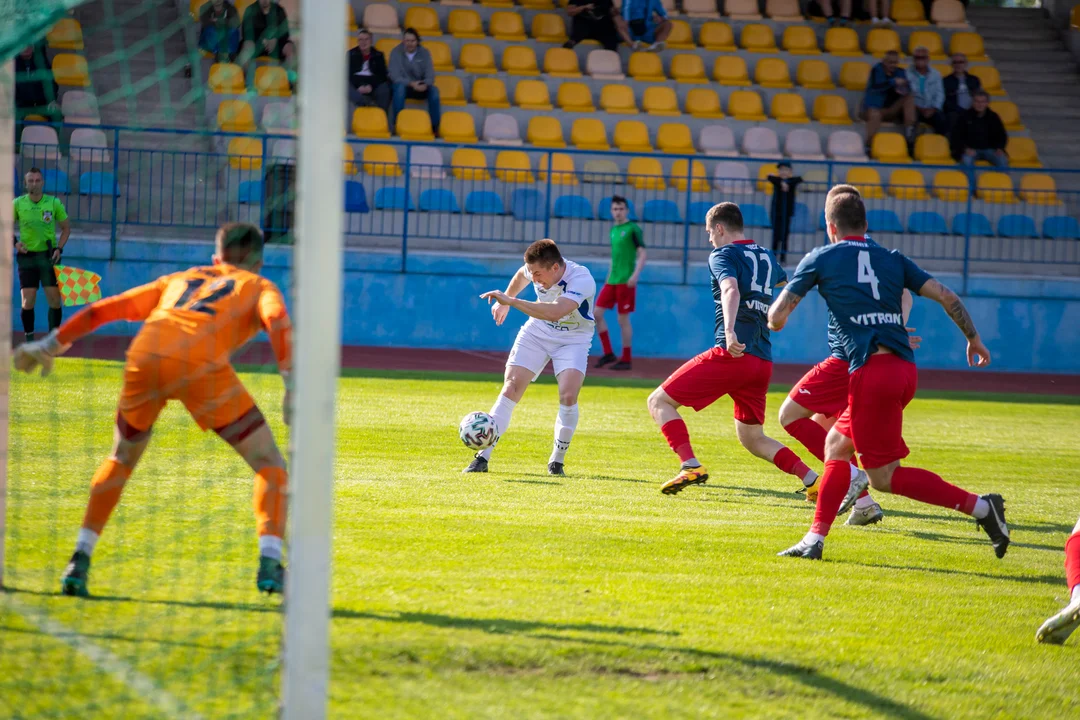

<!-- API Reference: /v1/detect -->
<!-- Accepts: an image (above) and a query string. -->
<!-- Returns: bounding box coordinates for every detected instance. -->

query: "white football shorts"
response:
[506,325,590,380]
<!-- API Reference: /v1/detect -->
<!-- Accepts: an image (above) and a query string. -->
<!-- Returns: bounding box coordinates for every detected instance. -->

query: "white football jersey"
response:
[522,259,597,343]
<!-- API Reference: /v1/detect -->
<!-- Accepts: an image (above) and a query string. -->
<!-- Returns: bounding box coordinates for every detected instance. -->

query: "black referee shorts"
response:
[17,251,58,290]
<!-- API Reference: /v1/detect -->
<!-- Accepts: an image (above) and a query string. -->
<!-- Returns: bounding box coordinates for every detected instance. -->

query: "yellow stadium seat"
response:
[544,48,581,77]
[726,0,763,20]
[255,66,291,97]
[614,121,653,152]
[845,167,885,199]
[352,107,391,138]
[626,157,666,190]
[399,109,437,141]
[914,134,951,164]
[728,90,767,121]
[684,0,721,18]
[217,99,256,132]
[700,22,737,51]
[891,0,928,25]
[629,52,665,81]
[503,46,539,75]
[515,79,553,110]
[797,59,835,89]
[47,18,84,50]
[670,54,706,84]
[783,26,820,55]
[949,32,987,62]
[404,7,442,36]
[657,122,694,153]
[933,170,969,202]
[839,61,871,90]
[52,54,90,87]
[766,0,804,22]
[362,145,402,177]
[347,4,358,31]
[755,58,793,88]
[871,132,911,163]
[976,172,1017,203]
[908,31,946,60]
[866,28,902,57]
[375,38,398,57]
[714,56,751,85]
[491,11,526,40]
[571,118,610,150]
[520,0,555,8]
[427,42,454,71]
[528,116,567,147]
[888,168,929,200]
[449,9,485,38]
[825,28,861,56]
[968,66,1004,96]
[480,0,514,6]
[1019,174,1059,205]
[991,101,1023,131]
[437,111,476,142]
[451,148,491,181]
[813,95,851,124]
[343,142,357,175]
[1073,4,1080,28]
[757,163,779,194]
[670,159,710,193]
[460,43,496,73]
[686,88,724,118]
[601,84,637,113]
[643,86,681,116]
[1007,137,1041,168]
[931,0,968,27]
[771,93,809,123]
[208,63,245,94]
[228,137,262,170]
[667,20,696,49]
[495,151,536,183]
[472,77,509,108]
[538,153,578,185]
[365,4,401,35]
[532,14,568,43]
[558,82,596,112]
[741,24,777,52]
[434,75,466,106]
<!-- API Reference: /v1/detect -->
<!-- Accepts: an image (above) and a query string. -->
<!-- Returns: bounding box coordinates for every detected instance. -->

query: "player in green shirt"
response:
[13,167,70,342]
[594,196,646,371]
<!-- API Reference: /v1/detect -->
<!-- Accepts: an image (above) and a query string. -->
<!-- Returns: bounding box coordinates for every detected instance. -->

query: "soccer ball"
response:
[459,411,499,450]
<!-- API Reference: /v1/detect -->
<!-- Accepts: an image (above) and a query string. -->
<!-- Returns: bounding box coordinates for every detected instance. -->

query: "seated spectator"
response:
[866,0,891,25]
[198,0,241,62]
[564,0,619,51]
[950,90,1008,176]
[236,0,297,83]
[388,28,440,134]
[943,53,981,128]
[860,50,915,150]
[908,46,947,136]
[14,43,61,150]
[348,29,390,113]
[816,0,853,25]
[614,0,671,52]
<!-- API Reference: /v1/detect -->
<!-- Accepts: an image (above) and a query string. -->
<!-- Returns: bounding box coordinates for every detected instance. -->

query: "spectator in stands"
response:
[943,52,981,128]
[614,0,672,52]
[348,29,390,113]
[815,0,853,25]
[198,0,241,62]
[950,90,1008,176]
[564,0,619,51]
[860,50,915,151]
[237,0,297,83]
[388,28,440,134]
[866,0,892,25]
[15,44,60,126]
[766,161,802,265]
[908,46,947,136]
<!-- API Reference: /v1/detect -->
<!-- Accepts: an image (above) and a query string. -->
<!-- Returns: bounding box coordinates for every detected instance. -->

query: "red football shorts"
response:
[595,283,636,313]
[788,356,851,418]
[833,353,918,469]
[661,346,772,425]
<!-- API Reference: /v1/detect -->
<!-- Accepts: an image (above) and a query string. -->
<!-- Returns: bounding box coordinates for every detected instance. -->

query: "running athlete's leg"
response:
[548,368,584,470]
[733,420,816,488]
[225,414,288,570]
[648,387,708,493]
[1037,514,1080,644]
[477,364,533,462]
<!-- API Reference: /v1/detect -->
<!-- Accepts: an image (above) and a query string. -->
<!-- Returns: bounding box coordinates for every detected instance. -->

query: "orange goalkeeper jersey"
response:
[57,264,292,372]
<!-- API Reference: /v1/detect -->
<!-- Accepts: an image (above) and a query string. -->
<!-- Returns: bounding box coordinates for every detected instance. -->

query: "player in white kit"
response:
[465,239,597,476]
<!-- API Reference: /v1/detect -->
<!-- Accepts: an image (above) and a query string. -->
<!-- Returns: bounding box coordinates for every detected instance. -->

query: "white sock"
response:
[682,458,701,469]
[479,395,518,460]
[75,528,99,556]
[802,531,826,545]
[259,535,283,561]
[849,463,861,481]
[854,494,877,510]
[549,403,579,464]
[1072,585,1080,604]
[1073,515,1080,534]
[971,497,990,520]
[802,469,818,488]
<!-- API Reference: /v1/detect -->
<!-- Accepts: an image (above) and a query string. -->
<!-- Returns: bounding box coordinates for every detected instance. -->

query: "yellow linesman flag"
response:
[53,264,103,307]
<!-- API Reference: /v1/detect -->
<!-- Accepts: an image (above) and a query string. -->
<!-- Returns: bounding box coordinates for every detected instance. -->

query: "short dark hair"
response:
[25,167,43,177]
[825,192,867,237]
[973,89,990,101]
[610,195,628,207]
[403,28,420,42]
[826,183,861,201]
[215,222,264,268]
[884,50,899,58]
[357,28,371,38]
[706,202,743,233]
[524,238,563,268]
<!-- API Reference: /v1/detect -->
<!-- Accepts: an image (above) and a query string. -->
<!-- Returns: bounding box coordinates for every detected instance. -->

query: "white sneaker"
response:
[649,41,666,52]
[838,469,870,515]
[845,502,884,526]
[1036,598,1080,645]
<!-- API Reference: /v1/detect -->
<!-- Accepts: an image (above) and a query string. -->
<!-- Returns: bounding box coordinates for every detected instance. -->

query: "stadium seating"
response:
[668,20,696,49]
[435,111,475,143]
[871,132,911,163]
[914,134,952,164]
[434,76,466,105]
[827,130,868,161]
[1019,174,1059,205]
[670,159,710,192]
[952,212,993,236]
[472,77,509,108]
[557,83,595,112]
[785,128,825,160]
[511,189,545,220]
[992,102,1023,131]
[813,95,851,124]
[782,26,820,55]
[399,109,436,141]
[449,9,484,38]
[452,149,490,181]
[771,94,810,123]
[406,6,442,35]
[728,90,767,121]
[686,89,724,118]
[700,125,738,156]
[644,87,680,116]
[840,61,871,90]
[545,48,581,77]
[503,46,539,75]
[599,196,638,221]
[626,157,665,190]
[672,55,708,83]
[527,116,566,147]
[344,181,370,213]
[495,151,535,183]
[892,0,929,26]
[491,12,525,41]
[756,58,793,88]
[571,119,610,150]
[70,128,111,164]
[538,153,578,185]
[375,187,415,211]
[741,24,777,53]
[1006,137,1041,168]
[714,161,752,194]
[47,18,84,50]
[352,107,391,139]
[643,199,682,223]
[255,67,290,97]
[846,167,885,198]
[976,172,1017,203]
[553,195,593,219]
[586,50,624,79]
[218,100,256,132]
[658,123,694,154]
[601,85,637,113]
[53,54,90,87]
[932,0,969,27]
[700,22,737,51]
[532,14,568,43]
[362,145,401,176]
[888,168,929,199]
[515,80,553,110]
[868,209,904,233]
[867,28,903,57]
[825,28,862,57]
[908,211,949,234]
[715,56,751,86]
[741,203,772,228]
[796,60,835,89]
[997,214,1038,238]
[1043,216,1080,240]
[933,169,970,201]
[419,188,461,213]
[743,127,782,158]
[615,121,653,152]
[950,32,988,62]
[909,31,946,59]
[629,53,665,82]
[482,113,522,145]
[79,171,119,196]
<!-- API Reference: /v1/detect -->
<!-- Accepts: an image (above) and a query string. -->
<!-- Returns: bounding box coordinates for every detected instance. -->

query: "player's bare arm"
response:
[628,247,647,288]
[54,217,71,262]
[917,279,991,367]
[487,268,531,326]
[719,277,745,357]
[767,287,802,331]
[480,291,579,323]
[901,289,922,350]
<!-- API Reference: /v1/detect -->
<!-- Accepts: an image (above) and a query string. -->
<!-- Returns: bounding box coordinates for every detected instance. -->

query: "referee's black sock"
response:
[21,308,35,337]
[48,307,63,331]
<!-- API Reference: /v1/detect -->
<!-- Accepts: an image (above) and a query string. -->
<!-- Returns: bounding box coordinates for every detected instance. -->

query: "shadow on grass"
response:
[711,484,807,504]
[0,623,228,650]
[334,609,679,638]
[906,530,1059,553]
[843,561,1062,587]
[3,586,281,615]
[881,509,1074,537]
[502,478,562,486]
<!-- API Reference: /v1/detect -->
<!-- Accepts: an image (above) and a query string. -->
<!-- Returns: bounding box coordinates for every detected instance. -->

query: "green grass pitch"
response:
[2,359,1079,718]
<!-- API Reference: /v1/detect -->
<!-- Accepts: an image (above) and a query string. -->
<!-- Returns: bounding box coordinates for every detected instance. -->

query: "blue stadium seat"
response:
[688,201,715,223]
[465,190,505,215]
[553,195,593,219]
[1043,215,1080,240]
[237,180,262,204]
[741,203,771,228]
[996,214,1037,238]
[598,196,638,221]
[419,188,461,213]
[951,212,993,237]
[818,209,827,231]
[867,209,903,234]
[789,203,813,234]
[907,211,948,234]
[512,189,546,220]
[344,181,370,213]
[374,186,415,210]
[42,169,70,195]
[79,171,118,196]
[642,199,682,224]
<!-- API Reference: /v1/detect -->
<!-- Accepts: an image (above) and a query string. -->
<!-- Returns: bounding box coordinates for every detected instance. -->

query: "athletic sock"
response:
[620,346,632,363]
[549,404,579,464]
[802,531,826,545]
[1065,531,1080,599]
[48,306,62,331]
[890,466,978,515]
[971,497,990,520]
[259,535,284,561]
[599,331,613,356]
[479,395,517,461]
[783,418,826,462]
[253,466,288,547]
[810,459,850,536]
[854,494,877,510]
[75,528,99,556]
[81,459,133,535]
[20,308,34,336]
[661,419,698,466]
[772,447,813,485]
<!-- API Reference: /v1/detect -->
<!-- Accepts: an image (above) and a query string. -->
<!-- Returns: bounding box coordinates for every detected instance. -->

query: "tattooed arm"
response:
[916,279,991,367]
[767,287,802,332]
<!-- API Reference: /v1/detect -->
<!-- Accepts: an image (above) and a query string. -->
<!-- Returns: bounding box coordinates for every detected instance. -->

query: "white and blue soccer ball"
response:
[459,411,499,450]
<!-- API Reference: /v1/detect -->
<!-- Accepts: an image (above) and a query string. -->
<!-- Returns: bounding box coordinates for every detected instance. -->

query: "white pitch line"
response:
[5,595,206,720]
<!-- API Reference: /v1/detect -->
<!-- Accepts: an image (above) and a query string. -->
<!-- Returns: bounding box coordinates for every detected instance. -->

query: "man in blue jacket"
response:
[614,0,671,51]
[860,50,915,152]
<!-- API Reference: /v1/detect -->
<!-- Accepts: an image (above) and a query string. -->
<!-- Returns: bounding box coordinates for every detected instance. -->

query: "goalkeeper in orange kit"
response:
[14,223,293,597]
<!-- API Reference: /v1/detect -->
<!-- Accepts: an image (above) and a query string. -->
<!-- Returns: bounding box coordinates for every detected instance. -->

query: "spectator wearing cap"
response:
[388,28,440,134]
[908,46,947,136]
[950,90,1008,179]
[766,161,802,265]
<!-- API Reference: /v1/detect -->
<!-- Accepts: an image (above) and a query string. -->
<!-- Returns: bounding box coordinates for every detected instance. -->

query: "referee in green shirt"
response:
[13,167,70,342]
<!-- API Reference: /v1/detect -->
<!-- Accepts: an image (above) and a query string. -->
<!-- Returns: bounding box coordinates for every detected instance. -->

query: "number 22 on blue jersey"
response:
[743,248,774,295]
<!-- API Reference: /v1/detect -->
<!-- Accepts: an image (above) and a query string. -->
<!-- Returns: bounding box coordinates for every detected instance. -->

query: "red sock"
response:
[783,418,827,462]
[661,419,696,463]
[1065,532,1080,593]
[599,331,613,355]
[620,346,632,363]
[772,447,811,482]
[890,466,978,515]
[811,459,850,536]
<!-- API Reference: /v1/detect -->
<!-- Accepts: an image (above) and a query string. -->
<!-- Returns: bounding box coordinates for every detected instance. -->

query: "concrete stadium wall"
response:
[16,236,1080,374]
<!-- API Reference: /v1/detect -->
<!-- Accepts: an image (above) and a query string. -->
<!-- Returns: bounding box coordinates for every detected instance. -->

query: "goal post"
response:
[0,60,13,591]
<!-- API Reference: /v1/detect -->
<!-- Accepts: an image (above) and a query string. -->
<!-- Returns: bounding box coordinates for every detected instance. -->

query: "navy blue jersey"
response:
[709,240,788,363]
[787,237,932,372]
[826,235,879,361]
